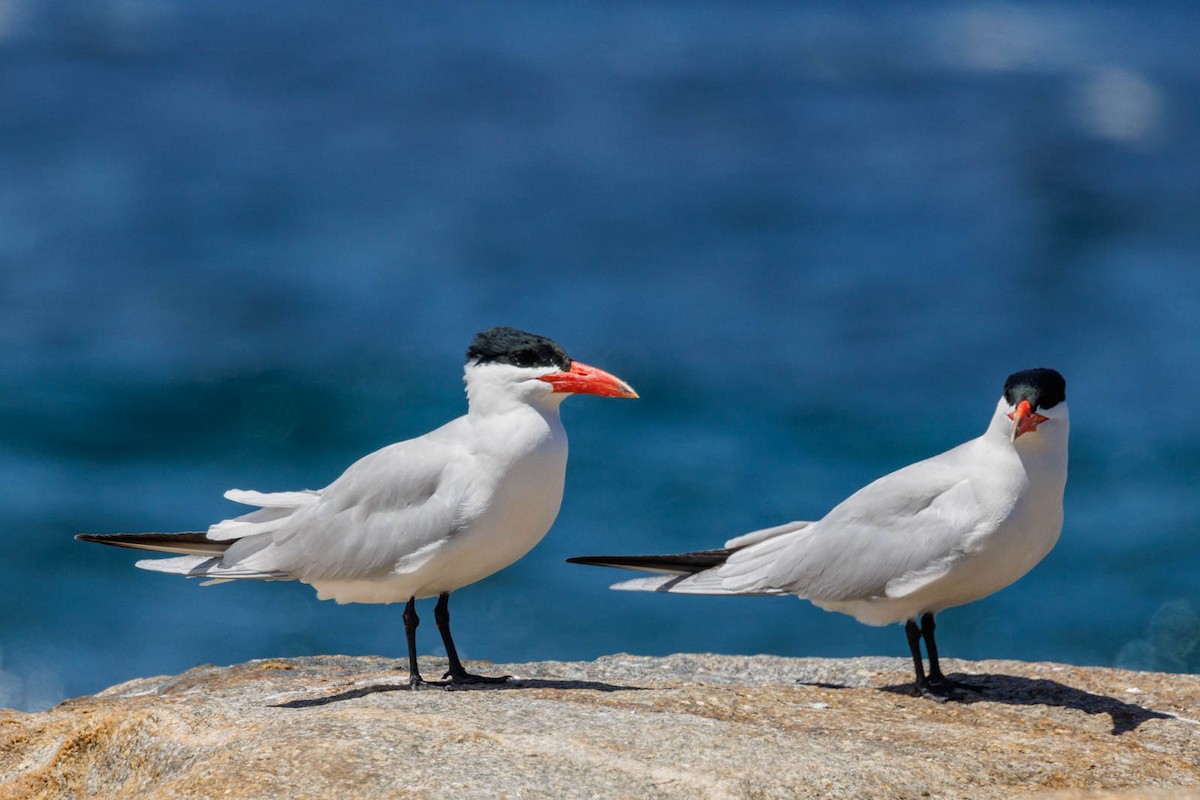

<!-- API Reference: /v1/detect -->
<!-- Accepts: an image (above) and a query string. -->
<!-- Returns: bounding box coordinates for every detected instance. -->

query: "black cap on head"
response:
[466,327,572,371]
[1003,368,1066,411]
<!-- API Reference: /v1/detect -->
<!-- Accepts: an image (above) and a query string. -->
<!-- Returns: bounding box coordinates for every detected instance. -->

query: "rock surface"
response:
[1,653,1197,799]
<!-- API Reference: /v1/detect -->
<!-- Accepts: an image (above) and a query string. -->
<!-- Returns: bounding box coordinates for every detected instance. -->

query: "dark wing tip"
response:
[74,531,225,554]
[76,532,178,544]
[566,555,614,566]
[567,549,734,573]
[76,533,125,544]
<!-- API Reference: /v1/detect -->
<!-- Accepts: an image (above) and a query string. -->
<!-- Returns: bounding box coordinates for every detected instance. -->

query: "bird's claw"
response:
[406,675,449,691]
[931,674,980,693]
[915,684,953,702]
[442,670,512,687]
[914,676,979,701]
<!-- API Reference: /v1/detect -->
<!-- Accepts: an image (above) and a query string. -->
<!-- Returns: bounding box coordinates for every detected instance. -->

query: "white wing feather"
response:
[224,489,321,507]
[612,571,787,595]
[723,520,811,549]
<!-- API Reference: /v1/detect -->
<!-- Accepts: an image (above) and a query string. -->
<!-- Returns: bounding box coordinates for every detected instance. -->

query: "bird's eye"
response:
[513,351,536,367]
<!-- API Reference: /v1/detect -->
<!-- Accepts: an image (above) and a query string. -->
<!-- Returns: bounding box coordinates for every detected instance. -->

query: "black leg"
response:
[906,616,955,701]
[920,612,976,694]
[904,618,929,694]
[402,597,435,690]
[921,612,946,684]
[434,592,510,685]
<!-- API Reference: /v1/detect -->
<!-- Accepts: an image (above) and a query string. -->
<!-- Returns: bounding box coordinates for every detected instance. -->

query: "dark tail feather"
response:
[75,531,232,556]
[567,548,735,575]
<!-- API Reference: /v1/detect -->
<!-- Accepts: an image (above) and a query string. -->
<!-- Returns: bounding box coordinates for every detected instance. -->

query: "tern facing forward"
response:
[570,368,1067,698]
[79,327,637,688]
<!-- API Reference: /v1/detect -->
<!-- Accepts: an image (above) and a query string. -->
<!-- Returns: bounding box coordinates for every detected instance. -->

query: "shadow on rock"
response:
[272,677,645,709]
[880,673,1177,735]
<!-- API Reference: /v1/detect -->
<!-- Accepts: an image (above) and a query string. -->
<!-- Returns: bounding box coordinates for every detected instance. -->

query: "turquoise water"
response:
[2,2,1199,710]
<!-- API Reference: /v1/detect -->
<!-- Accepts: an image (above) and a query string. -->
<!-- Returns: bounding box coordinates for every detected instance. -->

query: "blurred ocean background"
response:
[2,1,1199,711]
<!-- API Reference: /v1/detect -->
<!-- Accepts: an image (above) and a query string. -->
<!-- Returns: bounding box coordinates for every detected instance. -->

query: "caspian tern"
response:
[78,327,638,688]
[570,368,1067,698]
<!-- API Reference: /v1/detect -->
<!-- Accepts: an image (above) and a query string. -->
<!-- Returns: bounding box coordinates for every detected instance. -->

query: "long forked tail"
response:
[567,548,786,596]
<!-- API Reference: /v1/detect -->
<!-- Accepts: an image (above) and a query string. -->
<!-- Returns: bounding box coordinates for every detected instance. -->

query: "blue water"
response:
[2,2,1199,711]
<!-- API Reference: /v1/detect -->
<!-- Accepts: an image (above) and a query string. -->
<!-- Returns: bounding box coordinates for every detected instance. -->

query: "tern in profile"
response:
[79,327,638,688]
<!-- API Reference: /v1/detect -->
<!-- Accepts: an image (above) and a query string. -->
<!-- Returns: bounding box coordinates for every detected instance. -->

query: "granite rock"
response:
[1,654,1197,799]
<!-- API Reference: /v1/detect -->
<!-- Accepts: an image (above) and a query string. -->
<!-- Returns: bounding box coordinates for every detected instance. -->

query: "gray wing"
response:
[718,453,990,602]
[208,421,479,583]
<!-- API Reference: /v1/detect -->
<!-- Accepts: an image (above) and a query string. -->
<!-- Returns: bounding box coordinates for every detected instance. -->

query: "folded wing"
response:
[82,424,479,586]
[720,458,987,601]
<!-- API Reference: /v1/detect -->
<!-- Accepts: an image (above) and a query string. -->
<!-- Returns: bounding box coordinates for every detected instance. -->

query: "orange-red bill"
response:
[538,361,638,398]
[1007,399,1049,441]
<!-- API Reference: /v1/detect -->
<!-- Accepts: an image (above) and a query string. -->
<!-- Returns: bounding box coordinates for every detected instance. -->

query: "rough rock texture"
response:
[0,654,1197,799]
